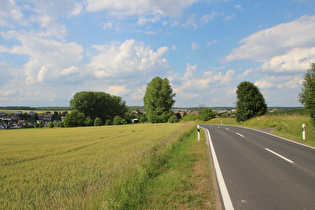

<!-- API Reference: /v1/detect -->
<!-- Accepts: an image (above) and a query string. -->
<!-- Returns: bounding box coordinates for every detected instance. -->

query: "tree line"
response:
[48,63,315,127]
[57,77,217,128]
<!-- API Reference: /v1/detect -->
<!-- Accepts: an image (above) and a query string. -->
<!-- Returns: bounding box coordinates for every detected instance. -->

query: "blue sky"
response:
[1,0,315,107]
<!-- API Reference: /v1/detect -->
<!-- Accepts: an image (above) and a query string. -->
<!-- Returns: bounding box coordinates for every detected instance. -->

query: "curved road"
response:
[201,125,315,210]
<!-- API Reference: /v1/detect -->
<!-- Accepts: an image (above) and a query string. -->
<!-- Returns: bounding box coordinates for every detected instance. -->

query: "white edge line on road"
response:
[202,127,234,210]
[265,148,294,164]
[232,125,315,151]
[236,132,244,138]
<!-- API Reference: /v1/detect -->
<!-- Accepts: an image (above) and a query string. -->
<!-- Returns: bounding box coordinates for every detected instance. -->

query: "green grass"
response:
[0,122,217,209]
[266,108,307,116]
[140,127,217,209]
[204,115,315,147]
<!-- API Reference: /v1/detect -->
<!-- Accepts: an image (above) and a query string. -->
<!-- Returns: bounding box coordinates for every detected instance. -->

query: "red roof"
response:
[11,115,20,119]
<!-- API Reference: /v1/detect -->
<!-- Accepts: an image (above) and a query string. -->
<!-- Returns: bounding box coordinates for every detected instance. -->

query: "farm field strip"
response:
[0,126,155,166]
[1,123,193,209]
[1,131,135,167]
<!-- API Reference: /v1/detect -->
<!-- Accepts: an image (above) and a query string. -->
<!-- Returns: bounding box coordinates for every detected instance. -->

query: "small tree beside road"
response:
[235,81,267,122]
[299,63,315,124]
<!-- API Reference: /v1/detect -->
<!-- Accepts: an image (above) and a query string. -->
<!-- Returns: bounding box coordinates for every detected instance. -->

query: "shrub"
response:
[168,115,179,123]
[84,116,93,126]
[113,116,127,125]
[182,114,198,122]
[39,121,44,128]
[140,115,148,123]
[105,119,112,126]
[64,110,86,127]
[94,117,103,126]
[34,123,39,128]
[56,121,65,127]
[48,122,55,128]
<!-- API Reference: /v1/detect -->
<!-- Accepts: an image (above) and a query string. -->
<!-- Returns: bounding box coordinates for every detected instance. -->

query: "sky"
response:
[1,0,315,108]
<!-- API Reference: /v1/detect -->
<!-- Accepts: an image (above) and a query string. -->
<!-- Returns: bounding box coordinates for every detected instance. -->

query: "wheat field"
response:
[0,123,194,209]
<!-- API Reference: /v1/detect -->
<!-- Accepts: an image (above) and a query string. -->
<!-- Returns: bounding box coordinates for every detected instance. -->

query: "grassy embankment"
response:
[1,122,218,209]
[204,110,315,147]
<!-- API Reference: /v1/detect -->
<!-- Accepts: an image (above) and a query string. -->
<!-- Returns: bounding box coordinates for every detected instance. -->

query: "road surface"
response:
[201,124,315,210]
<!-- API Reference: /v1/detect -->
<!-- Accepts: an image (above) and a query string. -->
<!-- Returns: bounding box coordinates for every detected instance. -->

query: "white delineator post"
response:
[302,124,306,140]
[197,125,200,141]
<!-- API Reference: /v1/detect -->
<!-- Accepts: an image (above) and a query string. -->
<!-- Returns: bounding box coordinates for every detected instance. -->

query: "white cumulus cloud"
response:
[175,63,235,91]
[107,85,128,96]
[26,0,83,17]
[225,15,315,62]
[2,31,84,84]
[261,47,315,73]
[89,39,169,78]
[85,0,198,17]
[0,0,24,27]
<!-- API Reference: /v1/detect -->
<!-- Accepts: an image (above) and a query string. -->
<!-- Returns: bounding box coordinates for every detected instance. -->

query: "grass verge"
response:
[95,126,218,209]
[203,115,315,147]
[141,127,218,209]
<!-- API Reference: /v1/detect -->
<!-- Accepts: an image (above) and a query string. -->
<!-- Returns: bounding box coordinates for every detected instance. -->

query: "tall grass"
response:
[1,123,196,209]
[140,127,217,209]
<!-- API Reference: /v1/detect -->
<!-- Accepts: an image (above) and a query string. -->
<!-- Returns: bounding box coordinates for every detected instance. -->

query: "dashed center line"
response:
[225,128,230,130]
[236,132,244,138]
[265,148,294,164]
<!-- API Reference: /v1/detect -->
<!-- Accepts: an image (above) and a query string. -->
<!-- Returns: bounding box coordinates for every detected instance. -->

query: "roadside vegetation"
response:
[140,126,218,209]
[0,122,217,209]
[204,109,315,147]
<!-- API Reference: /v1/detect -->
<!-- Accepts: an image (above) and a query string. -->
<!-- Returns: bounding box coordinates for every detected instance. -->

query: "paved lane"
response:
[201,125,315,210]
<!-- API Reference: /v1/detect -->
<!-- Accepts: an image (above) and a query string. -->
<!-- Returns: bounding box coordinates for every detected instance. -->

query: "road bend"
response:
[201,124,315,210]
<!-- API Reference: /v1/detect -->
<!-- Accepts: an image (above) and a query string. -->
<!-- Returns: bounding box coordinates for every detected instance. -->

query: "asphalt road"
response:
[201,124,315,210]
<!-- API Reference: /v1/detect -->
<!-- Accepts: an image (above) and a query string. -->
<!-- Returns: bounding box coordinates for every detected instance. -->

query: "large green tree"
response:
[143,77,176,123]
[70,91,127,123]
[299,63,315,124]
[235,81,267,122]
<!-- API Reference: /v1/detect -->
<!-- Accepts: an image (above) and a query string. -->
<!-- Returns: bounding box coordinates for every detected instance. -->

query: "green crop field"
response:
[0,122,200,209]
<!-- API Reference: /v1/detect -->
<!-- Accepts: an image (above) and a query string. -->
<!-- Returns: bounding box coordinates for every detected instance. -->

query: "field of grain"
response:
[0,123,194,209]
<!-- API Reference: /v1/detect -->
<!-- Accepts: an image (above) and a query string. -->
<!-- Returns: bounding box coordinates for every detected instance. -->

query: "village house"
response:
[0,115,12,121]
[38,113,52,121]
[11,115,20,120]
[18,120,26,127]
[15,111,22,115]
[28,111,36,116]
[0,123,5,129]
